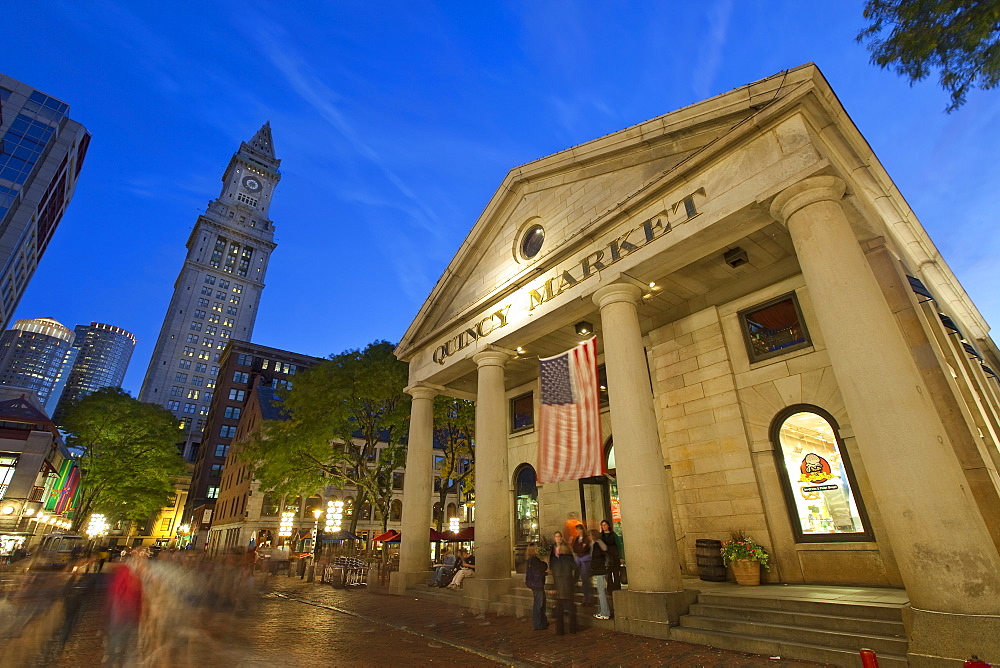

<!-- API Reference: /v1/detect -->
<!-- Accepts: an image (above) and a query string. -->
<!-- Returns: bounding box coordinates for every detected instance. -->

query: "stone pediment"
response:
[397,65,826,361]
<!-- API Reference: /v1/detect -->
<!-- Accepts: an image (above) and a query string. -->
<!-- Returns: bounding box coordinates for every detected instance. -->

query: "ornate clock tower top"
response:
[216,122,281,222]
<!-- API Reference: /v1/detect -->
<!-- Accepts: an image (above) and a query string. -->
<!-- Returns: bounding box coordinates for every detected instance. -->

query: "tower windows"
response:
[187,389,200,400]
[183,347,195,357]
[201,286,213,296]
[196,363,208,373]
[186,334,198,343]
[167,400,180,411]
[219,280,230,290]
[170,386,183,396]
[183,403,196,414]
[236,193,258,207]
[226,306,238,316]
[191,376,203,386]
[194,310,206,320]
[204,275,216,285]
[190,322,202,332]
[174,373,187,383]
[178,360,191,370]
[197,298,209,308]
[212,302,223,312]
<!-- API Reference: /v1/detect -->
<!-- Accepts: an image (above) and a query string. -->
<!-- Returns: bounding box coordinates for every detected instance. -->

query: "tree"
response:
[244,341,410,536]
[857,0,1000,111]
[432,397,475,532]
[61,388,187,531]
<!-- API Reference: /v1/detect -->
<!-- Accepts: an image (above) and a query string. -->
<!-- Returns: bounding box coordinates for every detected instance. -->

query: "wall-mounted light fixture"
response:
[724,247,749,268]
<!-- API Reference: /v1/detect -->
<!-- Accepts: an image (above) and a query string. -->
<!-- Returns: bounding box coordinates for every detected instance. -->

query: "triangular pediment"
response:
[397,64,825,360]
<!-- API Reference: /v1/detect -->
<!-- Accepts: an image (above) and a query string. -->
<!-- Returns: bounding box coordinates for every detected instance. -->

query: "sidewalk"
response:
[264,575,831,667]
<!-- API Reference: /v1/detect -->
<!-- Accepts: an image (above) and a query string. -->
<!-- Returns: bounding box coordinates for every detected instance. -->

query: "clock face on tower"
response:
[242,175,262,193]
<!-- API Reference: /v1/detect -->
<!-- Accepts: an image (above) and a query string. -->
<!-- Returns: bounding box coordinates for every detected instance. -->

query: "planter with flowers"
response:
[720,531,771,585]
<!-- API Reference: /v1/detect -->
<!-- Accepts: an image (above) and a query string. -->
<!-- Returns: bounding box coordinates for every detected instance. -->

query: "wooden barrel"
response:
[695,539,726,582]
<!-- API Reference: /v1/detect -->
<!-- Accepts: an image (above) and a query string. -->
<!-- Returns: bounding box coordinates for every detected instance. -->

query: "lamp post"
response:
[306,508,322,582]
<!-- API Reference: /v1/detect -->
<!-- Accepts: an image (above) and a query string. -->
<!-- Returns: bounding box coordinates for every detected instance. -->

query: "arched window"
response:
[771,405,873,542]
[360,501,372,520]
[513,464,539,543]
[389,499,402,521]
[433,502,443,524]
[261,494,279,516]
[446,502,458,520]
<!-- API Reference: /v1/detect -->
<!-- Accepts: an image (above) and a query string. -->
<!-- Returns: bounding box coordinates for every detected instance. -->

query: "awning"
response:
[939,313,962,335]
[962,342,982,360]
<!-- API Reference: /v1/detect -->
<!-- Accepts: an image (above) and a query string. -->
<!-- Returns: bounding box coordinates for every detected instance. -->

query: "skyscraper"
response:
[0,75,90,330]
[53,322,136,421]
[138,124,279,459]
[0,317,76,413]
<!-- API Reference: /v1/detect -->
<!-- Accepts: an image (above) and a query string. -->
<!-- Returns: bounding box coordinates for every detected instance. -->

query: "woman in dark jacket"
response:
[524,544,548,630]
[599,519,622,591]
[549,544,579,635]
[590,529,612,619]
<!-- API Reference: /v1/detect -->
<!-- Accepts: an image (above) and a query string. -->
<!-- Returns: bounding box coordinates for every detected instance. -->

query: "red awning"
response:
[373,529,400,542]
[374,528,450,542]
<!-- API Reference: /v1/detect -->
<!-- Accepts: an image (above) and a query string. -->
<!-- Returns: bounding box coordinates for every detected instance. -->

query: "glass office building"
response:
[53,322,136,421]
[0,317,76,413]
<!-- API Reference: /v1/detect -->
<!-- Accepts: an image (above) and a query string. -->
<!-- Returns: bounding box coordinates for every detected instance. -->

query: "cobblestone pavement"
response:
[53,568,831,667]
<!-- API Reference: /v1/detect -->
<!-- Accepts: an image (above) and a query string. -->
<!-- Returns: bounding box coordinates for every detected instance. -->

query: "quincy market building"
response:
[391,65,1000,665]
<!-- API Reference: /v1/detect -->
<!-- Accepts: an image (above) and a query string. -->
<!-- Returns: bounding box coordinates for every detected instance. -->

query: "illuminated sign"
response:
[431,186,708,365]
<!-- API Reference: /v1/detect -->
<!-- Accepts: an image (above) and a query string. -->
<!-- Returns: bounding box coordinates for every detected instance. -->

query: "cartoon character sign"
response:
[799,453,833,483]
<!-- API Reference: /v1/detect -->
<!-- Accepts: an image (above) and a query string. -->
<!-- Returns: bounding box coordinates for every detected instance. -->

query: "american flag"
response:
[537,337,603,484]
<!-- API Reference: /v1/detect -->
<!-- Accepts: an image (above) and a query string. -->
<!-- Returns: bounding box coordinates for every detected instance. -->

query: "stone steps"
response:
[673,592,908,667]
[492,586,614,630]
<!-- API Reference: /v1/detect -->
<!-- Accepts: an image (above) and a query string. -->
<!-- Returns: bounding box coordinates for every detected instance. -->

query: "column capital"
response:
[593,283,644,310]
[404,384,437,401]
[769,175,847,225]
[472,349,509,368]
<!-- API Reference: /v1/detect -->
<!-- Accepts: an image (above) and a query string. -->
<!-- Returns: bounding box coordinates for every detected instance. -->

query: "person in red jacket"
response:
[105,562,144,666]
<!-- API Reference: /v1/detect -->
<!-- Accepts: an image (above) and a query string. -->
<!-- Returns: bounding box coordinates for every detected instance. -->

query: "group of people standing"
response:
[525,518,622,635]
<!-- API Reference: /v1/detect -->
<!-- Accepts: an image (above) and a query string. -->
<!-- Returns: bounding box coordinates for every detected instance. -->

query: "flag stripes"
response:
[537,337,603,484]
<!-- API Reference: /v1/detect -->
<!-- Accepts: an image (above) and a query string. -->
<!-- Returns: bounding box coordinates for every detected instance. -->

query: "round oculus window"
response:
[520,225,545,259]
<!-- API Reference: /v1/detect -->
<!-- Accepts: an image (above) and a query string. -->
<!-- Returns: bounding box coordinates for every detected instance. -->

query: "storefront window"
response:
[771,406,872,542]
[739,293,810,363]
[513,464,539,543]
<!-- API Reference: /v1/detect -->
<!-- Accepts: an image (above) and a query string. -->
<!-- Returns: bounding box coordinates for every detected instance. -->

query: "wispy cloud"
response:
[692,0,734,99]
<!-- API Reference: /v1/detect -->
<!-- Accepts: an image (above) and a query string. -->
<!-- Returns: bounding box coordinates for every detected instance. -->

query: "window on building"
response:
[196,363,208,373]
[166,400,180,411]
[199,405,209,415]
[191,376,203,386]
[186,334,199,343]
[597,364,610,407]
[221,330,231,339]
[230,295,240,305]
[227,306,238,316]
[771,406,872,542]
[210,464,224,477]
[183,347,195,357]
[178,360,191,370]
[210,366,219,376]
[739,293,811,363]
[219,279,229,290]
[206,486,219,499]
[203,338,214,348]
[175,373,187,383]
[197,351,210,360]
[198,298,210,307]
[510,392,534,433]
[205,326,217,335]
[183,403,196,414]
[204,275,216,285]
[513,464,539,543]
[214,444,229,457]
[203,392,213,403]
[206,380,216,390]
[224,406,242,419]
[187,389,200,400]
[220,425,237,438]
[223,318,235,327]
[236,353,253,366]
[194,310,206,320]
[170,386,183,397]
[201,286,213,296]
[233,284,243,293]
[275,379,293,391]
[212,302,223,312]
[229,389,246,401]
[208,314,220,324]
[160,518,172,531]
[216,291,226,299]
[190,322,203,332]
[389,499,402,521]
[393,472,404,490]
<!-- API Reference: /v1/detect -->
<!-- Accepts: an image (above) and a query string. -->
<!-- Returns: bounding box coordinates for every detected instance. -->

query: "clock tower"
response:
[139,123,280,460]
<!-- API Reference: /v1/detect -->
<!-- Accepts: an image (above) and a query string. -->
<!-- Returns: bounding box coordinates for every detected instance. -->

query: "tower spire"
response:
[243,122,276,163]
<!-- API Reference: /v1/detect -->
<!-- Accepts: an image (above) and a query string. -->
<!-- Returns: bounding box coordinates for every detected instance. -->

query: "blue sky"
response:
[3,1,999,395]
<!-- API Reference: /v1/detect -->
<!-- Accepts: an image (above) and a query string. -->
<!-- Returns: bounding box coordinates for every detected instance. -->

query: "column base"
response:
[462,578,516,615]
[902,606,1000,667]
[612,589,700,640]
[388,570,431,595]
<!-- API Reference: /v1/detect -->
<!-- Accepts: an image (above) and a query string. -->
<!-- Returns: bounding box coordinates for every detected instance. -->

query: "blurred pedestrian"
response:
[549,543,578,635]
[571,524,593,605]
[590,529,612,620]
[599,519,622,591]
[105,560,144,666]
[524,544,548,630]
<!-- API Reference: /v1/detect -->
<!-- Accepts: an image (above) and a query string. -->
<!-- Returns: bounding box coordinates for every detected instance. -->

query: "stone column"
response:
[390,385,436,595]
[463,350,513,608]
[593,283,696,638]
[771,175,1000,663]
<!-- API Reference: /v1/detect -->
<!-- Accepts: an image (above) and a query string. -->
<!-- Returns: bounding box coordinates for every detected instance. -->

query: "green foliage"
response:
[61,388,187,529]
[720,530,771,569]
[432,396,475,530]
[244,341,410,533]
[857,0,1000,111]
